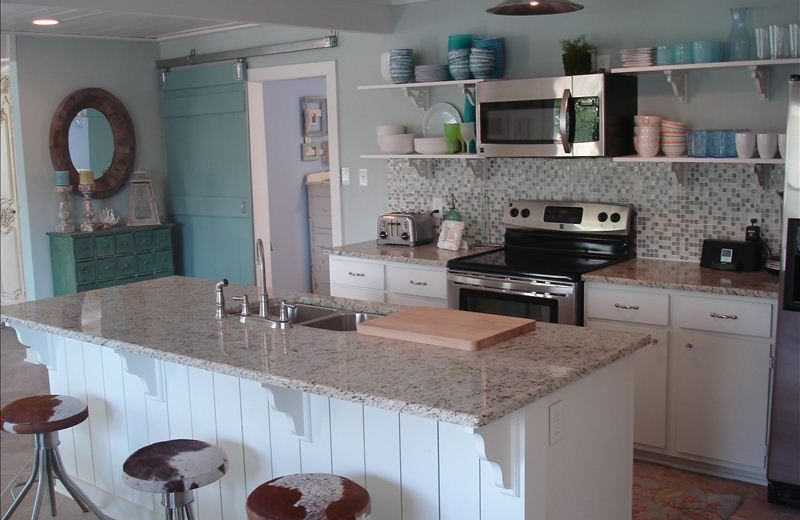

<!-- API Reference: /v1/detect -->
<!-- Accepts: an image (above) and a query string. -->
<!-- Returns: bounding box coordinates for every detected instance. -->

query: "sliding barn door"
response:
[162,63,254,285]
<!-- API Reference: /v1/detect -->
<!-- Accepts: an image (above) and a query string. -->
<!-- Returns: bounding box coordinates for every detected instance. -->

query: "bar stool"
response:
[0,394,106,520]
[122,439,228,520]
[246,473,371,520]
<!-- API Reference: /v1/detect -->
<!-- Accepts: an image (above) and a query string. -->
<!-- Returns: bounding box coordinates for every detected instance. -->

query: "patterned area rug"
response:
[634,475,742,520]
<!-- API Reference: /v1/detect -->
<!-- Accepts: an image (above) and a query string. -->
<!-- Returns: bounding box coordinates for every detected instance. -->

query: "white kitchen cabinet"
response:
[673,331,772,469]
[329,255,448,307]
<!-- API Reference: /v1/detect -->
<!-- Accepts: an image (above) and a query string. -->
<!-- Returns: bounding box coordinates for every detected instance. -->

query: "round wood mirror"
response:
[49,88,135,199]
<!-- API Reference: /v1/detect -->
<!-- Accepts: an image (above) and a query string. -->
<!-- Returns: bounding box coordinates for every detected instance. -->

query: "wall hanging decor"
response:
[127,169,161,226]
[301,97,327,137]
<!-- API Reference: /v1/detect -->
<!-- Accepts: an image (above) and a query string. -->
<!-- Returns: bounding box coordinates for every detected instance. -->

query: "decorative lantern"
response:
[127,169,160,226]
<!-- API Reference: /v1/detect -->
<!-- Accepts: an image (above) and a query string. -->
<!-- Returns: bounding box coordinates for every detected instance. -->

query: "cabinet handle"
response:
[686,343,694,350]
[710,312,738,320]
[348,271,366,277]
[614,303,639,310]
[409,280,428,286]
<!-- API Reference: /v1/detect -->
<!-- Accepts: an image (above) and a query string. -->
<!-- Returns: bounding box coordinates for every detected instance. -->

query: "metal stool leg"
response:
[44,451,57,517]
[30,447,48,519]
[161,491,194,520]
[50,448,106,518]
[0,448,39,520]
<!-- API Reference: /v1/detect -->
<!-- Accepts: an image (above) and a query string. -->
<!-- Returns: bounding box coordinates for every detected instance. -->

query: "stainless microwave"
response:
[477,73,637,157]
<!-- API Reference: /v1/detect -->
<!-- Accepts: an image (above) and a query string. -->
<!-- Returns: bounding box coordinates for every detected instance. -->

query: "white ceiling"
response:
[0,0,432,39]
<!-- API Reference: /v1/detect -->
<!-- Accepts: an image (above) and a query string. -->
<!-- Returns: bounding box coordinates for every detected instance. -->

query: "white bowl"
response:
[634,126,660,136]
[377,124,405,137]
[379,133,415,154]
[638,138,660,158]
[414,137,449,154]
[634,115,662,127]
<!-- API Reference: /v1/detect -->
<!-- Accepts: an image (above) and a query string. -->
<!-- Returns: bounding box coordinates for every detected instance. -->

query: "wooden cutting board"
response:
[357,307,536,351]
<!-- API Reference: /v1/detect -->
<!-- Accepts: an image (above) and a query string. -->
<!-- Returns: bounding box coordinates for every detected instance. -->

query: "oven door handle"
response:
[450,281,566,299]
[559,88,572,154]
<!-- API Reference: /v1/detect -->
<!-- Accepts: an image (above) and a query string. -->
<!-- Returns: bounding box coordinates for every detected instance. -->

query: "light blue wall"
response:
[263,76,326,293]
[14,35,166,299]
[159,0,800,245]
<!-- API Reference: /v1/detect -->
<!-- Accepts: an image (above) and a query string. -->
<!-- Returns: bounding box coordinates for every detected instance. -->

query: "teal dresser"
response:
[48,224,176,296]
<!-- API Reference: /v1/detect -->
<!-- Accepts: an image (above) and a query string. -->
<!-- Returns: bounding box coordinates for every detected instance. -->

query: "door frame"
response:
[247,61,341,288]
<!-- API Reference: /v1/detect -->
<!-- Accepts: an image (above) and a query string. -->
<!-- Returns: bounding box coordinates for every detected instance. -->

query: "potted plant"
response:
[559,35,597,75]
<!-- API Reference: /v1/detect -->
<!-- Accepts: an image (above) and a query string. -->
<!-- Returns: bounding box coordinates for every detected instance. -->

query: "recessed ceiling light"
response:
[33,18,60,26]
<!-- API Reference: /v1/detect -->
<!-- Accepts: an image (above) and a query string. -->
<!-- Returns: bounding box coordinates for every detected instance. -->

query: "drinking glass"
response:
[769,25,788,59]
[755,28,769,59]
[459,123,476,154]
[444,123,462,154]
[789,24,799,58]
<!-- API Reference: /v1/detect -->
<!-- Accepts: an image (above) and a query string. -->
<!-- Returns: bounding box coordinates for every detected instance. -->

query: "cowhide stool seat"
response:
[246,473,371,520]
[0,394,107,520]
[122,439,228,520]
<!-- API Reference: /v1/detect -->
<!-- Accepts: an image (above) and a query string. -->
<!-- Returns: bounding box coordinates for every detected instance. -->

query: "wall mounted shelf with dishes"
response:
[357,79,484,110]
[613,155,784,186]
[611,58,800,102]
[361,153,485,178]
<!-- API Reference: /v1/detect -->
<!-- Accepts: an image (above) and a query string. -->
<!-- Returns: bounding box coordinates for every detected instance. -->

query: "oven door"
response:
[447,271,578,325]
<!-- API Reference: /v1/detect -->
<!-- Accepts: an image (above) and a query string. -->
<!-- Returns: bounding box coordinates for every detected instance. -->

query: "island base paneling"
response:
[13,326,635,520]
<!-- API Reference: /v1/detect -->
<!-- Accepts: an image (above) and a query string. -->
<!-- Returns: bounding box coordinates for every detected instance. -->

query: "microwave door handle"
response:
[559,88,572,154]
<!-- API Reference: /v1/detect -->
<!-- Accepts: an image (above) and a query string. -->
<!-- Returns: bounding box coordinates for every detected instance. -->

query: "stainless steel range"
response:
[447,200,635,326]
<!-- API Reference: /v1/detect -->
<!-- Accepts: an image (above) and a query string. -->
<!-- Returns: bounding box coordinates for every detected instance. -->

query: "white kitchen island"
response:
[1,277,649,520]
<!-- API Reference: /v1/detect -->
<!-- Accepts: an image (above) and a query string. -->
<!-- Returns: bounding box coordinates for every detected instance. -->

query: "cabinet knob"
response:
[710,312,738,320]
[686,343,694,350]
[409,280,428,286]
[614,303,639,310]
[348,271,366,277]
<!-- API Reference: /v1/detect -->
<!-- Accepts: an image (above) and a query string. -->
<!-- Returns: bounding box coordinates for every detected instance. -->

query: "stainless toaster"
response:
[377,212,434,246]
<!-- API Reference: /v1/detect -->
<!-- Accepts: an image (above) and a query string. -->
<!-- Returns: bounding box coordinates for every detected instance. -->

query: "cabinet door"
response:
[586,320,669,449]
[673,331,772,469]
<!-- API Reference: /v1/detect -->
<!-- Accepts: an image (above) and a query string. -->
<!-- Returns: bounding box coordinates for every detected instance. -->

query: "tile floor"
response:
[1,326,799,519]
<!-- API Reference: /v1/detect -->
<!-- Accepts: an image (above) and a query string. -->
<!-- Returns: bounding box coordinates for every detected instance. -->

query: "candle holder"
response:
[55,185,75,233]
[78,184,97,232]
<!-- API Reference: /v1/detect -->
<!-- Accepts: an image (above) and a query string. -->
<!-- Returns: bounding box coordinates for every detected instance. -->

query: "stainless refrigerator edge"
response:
[767,74,800,506]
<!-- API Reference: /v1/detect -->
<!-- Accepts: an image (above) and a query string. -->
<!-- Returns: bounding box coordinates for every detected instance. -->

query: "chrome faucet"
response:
[214,279,229,319]
[255,239,269,318]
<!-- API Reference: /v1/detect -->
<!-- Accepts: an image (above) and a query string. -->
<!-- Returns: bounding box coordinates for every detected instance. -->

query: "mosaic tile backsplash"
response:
[386,158,785,261]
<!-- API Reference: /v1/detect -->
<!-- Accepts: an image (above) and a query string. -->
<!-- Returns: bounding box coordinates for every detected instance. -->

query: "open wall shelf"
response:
[357,79,484,110]
[613,155,784,186]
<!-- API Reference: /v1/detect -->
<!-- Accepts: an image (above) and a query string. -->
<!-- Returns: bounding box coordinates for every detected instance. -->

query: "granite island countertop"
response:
[583,258,780,299]
[325,240,500,267]
[1,276,650,428]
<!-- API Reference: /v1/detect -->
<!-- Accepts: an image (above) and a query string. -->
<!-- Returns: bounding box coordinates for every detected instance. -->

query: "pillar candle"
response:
[78,169,94,185]
[55,170,71,186]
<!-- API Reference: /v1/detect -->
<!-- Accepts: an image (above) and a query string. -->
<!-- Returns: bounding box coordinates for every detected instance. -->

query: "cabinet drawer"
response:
[133,230,154,251]
[330,258,385,290]
[115,232,135,254]
[77,283,96,293]
[75,261,96,284]
[73,237,95,261]
[96,258,116,281]
[675,295,772,337]
[586,286,669,326]
[330,285,385,303]
[154,228,172,250]
[386,264,446,299]
[116,255,136,277]
[154,249,174,273]
[136,253,155,274]
[95,235,115,258]
[96,279,120,289]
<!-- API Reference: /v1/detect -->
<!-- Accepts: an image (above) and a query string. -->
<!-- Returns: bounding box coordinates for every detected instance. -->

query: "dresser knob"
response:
[686,343,694,350]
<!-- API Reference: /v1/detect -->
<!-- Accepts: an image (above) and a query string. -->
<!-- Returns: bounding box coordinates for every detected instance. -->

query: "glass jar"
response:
[727,8,751,61]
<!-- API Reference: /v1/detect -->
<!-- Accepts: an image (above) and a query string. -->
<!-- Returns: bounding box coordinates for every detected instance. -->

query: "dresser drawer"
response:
[136,253,155,274]
[115,232,135,254]
[586,286,669,326]
[75,261,96,284]
[330,258,385,290]
[73,237,95,261]
[386,264,447,299]
[116,255,136,277]
[134,230,154,251]
[95,235,115,258]
[154,249,174,273]
[154,228,172,250]
[96,258,116,281]
[675,295,772,338]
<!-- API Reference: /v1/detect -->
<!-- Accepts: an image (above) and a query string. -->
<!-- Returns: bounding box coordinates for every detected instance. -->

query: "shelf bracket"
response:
[664,70,688,103]
[408,158,432,177]
[402,87,429,110]
[473,410,522,496]
[463,85,477,106]
[748,66,770,100]
[466,159,485,179]
[671,163,687,185]
[754,163,769,187]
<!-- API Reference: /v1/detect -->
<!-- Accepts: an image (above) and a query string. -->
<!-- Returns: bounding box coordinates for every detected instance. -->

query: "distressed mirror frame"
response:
[49,88,136,199]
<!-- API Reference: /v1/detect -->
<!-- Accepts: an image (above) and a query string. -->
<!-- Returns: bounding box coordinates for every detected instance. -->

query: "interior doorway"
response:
[247,61,341,293]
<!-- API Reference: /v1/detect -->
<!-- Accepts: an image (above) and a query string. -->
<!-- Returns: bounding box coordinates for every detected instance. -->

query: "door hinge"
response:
[769,354,774,369]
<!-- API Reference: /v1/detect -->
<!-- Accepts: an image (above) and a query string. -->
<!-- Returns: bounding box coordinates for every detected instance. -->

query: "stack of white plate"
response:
[414,65,449,82]
[619,47,655,67]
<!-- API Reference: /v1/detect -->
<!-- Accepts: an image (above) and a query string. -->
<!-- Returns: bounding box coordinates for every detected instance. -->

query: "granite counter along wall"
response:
[386,158,785,261]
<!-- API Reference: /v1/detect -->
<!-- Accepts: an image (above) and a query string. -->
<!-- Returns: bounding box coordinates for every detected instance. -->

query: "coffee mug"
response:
[735,131,755,159]
[778,133,786,159]
[757,132,778,159]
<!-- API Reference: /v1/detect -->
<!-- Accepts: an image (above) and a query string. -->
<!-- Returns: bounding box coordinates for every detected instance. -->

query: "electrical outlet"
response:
[341,167,350,186]
[432,197,445,213]
[549,401,565,445]
[359,168,368,187]
[597,54,611,72]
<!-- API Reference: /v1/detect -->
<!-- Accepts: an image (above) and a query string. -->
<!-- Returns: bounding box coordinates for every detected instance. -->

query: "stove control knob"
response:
[401,232,410,241]
[610,212,621,223]
[597,212,608,222]
[520,208,530,218]
[510,208,519,217]
[380,231,388,239]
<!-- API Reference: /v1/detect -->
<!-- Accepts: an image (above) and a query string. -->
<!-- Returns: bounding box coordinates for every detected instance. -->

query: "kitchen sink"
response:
[300,312,378,331]
[275,303,339,324]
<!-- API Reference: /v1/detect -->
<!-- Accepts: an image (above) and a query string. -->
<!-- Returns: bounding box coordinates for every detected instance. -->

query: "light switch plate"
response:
[359,168,368,187]
[341,167,350,185]
[549,400,565,445]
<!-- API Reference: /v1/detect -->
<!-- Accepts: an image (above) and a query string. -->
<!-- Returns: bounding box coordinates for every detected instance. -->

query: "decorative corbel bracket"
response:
[262,383,311,441]
[6,325,58,370]
[472,410,522,496]
[463,85,477,106]
[408,158,433,177]
[748,65,770,100]
[402,87,429,110]
[671,163,687,185]
[116,349,166,401]
[664,70,688,103]
[466,159,485,179]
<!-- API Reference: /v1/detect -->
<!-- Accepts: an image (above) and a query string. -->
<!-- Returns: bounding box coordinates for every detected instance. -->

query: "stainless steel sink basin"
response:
[300,312,378,331]
[274,303,338,324]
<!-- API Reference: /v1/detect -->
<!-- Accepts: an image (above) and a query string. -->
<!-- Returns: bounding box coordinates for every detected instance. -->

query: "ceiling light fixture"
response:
[32,18,60,26]
[487,0,584,15]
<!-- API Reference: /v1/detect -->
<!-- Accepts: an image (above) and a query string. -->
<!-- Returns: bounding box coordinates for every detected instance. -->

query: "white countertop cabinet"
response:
[585,282,776,484]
